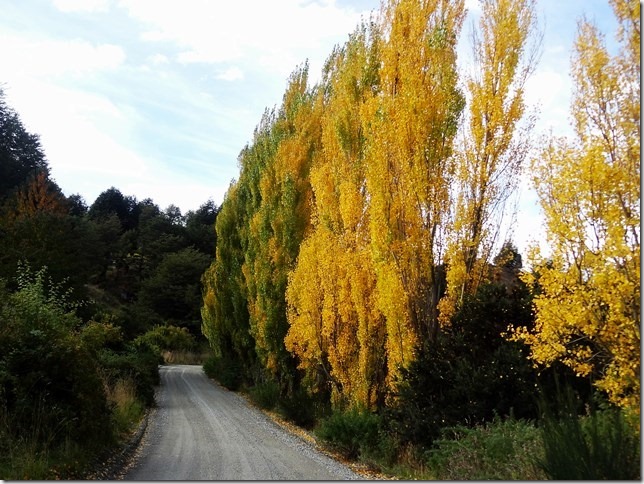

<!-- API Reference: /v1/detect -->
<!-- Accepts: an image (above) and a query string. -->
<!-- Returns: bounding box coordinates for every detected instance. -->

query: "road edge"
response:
[81,401,154,480]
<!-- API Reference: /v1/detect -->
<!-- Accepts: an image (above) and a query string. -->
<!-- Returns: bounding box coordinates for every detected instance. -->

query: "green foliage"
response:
[79,320,123,355]
[276,388,318,428]
[184,199,219,255]
[88,187,140,233]
[0,268,113,457]
[137,248,211,332]
[536,387,640,480]
[315,407,382,459]
[0,88,49,203]
[201,181,257,374]
[427,419,545,480]
[135,324,197,353]
[97,343,160,407]
[387,281,539,447]
[248,380,280,410]
[203,356,244,391]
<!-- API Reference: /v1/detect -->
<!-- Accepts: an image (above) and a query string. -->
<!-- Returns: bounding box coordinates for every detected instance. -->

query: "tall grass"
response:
[106,377,145,437]
[0,376,147,480]
[0,402,92,480]
[426,418,545,480]
[537,404,640,479]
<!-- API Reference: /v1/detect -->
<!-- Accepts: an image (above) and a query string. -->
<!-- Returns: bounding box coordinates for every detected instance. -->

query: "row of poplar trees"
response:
[202,0,640,414]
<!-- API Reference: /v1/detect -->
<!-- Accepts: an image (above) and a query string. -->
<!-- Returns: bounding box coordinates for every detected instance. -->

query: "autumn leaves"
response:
[202,0,640,412]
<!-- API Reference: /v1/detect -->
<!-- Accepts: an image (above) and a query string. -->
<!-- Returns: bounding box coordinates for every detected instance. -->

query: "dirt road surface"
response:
[123,365,362,480]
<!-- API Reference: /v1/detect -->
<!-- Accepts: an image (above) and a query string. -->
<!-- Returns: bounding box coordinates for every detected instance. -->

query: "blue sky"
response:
[0,0,617,255]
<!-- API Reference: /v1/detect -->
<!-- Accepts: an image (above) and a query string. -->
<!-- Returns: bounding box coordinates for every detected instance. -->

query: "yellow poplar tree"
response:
[362,0,465,378]
[511,0,640,411]
[286,23,387,407]
[439,0,538,325]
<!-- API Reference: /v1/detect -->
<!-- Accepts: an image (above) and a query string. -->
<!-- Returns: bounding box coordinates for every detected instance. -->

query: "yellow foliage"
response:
[440,0,538,326]
[512,1,640,411]
[364,0,465,349]
[286,24,387,408]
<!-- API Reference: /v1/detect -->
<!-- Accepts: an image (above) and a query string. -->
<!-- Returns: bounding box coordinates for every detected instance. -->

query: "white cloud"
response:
[118,0,369,79]
[464,0,481,15]
[216,67,245,82]
[0,33,125,80]
[53,0,111,13]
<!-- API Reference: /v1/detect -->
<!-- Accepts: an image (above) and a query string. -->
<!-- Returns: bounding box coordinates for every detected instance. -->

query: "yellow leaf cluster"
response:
[513,1,640,411]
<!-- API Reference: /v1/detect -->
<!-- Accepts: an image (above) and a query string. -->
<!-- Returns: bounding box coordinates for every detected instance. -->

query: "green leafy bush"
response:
[203,356,243,391]
[277,388,318,428]
[315,407,382,459]
[0,268,113,457]
[97,343,160,407]
[249,380,280,410]
[135,324,197,353]
[386,282,589,448]
[427,418,545,480]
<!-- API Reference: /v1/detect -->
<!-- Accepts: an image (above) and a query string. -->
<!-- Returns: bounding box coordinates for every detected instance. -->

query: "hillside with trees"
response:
[0,88,219,478]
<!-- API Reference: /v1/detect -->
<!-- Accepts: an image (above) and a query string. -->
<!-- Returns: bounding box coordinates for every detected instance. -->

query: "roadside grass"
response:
[107,377,146,437]
[0,376,148,480]
[425,418,545,480]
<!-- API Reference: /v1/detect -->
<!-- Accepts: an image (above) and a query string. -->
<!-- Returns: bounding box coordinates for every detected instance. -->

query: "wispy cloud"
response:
[118,0,370,79]
[216,67,244,82]
[0,32,125,79]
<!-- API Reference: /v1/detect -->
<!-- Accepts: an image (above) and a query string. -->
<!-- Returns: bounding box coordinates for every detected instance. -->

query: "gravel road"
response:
[123,365,362,480]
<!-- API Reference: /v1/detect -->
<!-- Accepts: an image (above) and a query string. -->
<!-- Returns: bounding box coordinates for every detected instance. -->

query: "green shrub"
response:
[277,388,318,428]
[203,356,243,391]
[386,283,540,447]
[427,418,545,480]
[249,380,280,410]
[537,404,640,479]
[97,344,159,407]
[0,268,113,454]
[135,324,197,353]
[315,407,382,459]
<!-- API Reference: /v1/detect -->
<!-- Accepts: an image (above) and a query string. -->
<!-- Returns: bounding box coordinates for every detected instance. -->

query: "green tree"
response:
[244,63,318,389]
[201,180,256,377]
[0,88,49,203]
[138,247,211,334]
[185,199,219,256]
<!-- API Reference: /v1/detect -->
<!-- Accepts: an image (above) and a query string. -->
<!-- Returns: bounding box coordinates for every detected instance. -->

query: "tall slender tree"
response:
[439,0,539,325]
[511,0,640,411]
[363,0,465,378]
